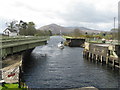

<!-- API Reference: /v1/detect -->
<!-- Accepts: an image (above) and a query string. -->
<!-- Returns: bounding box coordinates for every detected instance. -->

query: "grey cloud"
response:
[57,2,116,24]
[10,1,116,30]
[13,1,25,7]
[13,1,41,12]
[0,18,10,33]
[13,1,56,18]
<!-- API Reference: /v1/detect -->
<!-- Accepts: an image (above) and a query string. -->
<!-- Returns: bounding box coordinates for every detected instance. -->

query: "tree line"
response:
[63,28,118,40]
[6,20,52,36]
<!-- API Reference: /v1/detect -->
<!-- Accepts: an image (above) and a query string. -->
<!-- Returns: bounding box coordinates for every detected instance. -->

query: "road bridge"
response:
[1,36,49,58]
[0,36,49,84]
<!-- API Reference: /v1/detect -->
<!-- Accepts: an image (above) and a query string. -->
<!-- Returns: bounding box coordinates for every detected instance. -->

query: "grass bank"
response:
[0,83,27,90]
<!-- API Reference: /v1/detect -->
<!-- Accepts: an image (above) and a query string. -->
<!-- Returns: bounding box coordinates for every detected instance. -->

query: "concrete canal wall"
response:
[83,42,120,69]
[0,48,38,89]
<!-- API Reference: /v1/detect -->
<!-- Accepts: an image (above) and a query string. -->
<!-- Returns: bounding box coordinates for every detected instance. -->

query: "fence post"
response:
[18,66,22,88]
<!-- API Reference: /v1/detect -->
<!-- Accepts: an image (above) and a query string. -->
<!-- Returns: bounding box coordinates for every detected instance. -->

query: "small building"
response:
[3,28,19,36]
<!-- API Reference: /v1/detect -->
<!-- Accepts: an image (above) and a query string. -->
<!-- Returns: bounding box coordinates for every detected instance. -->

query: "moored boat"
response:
[58,41,64,49]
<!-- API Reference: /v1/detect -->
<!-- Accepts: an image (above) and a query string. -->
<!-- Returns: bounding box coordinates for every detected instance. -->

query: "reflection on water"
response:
[23,36,120,89]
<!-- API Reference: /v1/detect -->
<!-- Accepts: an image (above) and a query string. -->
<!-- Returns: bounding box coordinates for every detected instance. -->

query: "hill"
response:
[38,24,103,34]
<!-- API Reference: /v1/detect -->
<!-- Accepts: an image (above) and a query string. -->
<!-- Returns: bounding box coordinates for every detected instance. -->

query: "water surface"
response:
[23,36,119,89]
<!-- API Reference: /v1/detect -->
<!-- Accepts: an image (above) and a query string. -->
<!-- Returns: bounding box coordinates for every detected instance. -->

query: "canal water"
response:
[23,36,120,89]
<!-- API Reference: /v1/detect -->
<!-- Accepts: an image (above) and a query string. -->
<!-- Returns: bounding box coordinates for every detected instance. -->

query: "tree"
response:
[48,30,52,36]
[35,30,53,36]
[19,21,37,36]
[26,22,36,35]
[111,28,118,40]
[85,32,88,35]
[73,28,82,37]
[6,20,18,31]
[19,21,28,35]
[5,20,20,36]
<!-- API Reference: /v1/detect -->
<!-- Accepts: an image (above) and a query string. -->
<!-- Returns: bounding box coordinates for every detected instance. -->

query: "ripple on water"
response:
[23,36,120,89]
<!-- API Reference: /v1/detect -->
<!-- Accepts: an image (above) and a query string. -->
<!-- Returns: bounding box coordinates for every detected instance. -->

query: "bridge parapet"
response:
[0,36,49,58]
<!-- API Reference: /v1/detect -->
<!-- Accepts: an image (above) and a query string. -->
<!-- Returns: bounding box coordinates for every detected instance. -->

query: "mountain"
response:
[66,27,92,30]
[38,23,103,34]
[66,27,102,34]
[38,24,72,34]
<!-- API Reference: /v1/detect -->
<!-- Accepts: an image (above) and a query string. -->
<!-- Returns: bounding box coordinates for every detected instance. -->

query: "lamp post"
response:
[114,17,116,31]
[113,17,116,41]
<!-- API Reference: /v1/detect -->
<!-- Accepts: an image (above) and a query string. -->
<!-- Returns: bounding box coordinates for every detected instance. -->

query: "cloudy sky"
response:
[0,0,119,32]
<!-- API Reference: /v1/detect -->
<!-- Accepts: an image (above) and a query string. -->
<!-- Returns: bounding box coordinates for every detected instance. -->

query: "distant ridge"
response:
[38,24,70,34]
[38,23,103,34]
[66,27,92,30]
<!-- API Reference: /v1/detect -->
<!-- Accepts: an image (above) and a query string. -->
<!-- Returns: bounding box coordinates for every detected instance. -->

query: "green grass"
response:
[62,36,84,39]
[89,40,102,43]
[62,36,73,39]
[0,83,27,90]
[0,86,2,90]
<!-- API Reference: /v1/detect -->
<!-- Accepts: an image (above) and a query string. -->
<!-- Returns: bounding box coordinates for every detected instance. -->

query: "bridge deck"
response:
[0,36,49,58]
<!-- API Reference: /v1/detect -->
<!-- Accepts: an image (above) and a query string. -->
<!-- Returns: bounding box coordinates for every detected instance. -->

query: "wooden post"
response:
[83,51,85,57]
[88,52,91,60]
[96,54,98,61]
[83,51,85,58]
[101,56,103,63]
[98,55,100,62]
[86,51,88,58]
[18,66,21,88]
[97,55,99,61]
[88,53,90,59]
[89,53,91,60]
[91,54,94,60]
[106,57,108,64]
[112,60,115,68]
[118,57,120,69]
[91,53,93,60]
[93,54,95,61]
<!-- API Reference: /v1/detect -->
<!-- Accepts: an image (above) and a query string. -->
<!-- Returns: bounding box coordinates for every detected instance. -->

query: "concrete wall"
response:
[83,42,120,69]
[1,48,33,84]
[66,38,85,47]
[89,44,109,57]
